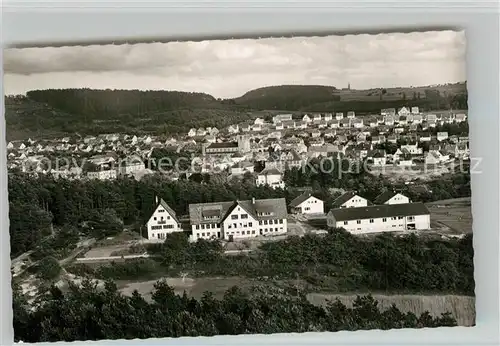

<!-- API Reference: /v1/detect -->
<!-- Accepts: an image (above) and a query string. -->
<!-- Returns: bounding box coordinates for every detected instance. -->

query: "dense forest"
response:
[13,276,458,343]
[232,83,468,112]
[67,229,474,296]
[5,82,467,140]
[8,166,471,259]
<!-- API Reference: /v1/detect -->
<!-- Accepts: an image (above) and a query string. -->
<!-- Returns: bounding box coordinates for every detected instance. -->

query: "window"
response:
[241,214,248,219]
[233,223,237,228]
[231,215,238,220]
[154,217,157,221]
[202,233,205,236]
[152,225,162,230]
[344,221,348,225]
[167,216,170,219]
[249,222,253,227]
[382,218,387,222]
[279,219,283,224]
[357,220,361,224]
[196,225,199,230]
[369,219,374,223]
[259,221,263,225]
[252,230,255,234]
[163,225,173,229]
[275,228,278,232]
[264,220,268,225]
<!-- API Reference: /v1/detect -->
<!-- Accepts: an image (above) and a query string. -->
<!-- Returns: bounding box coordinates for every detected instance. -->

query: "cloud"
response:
[3,30,466,98]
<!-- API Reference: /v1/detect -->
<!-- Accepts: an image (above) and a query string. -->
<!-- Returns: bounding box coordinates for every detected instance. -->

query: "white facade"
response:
[87,169,117,180]
[256,171,285,189]
[292,196,324,214]
[147,201,183,241]
[338,195,369,208]
[384,193,410,205]
[222,205,259,240]
[191,222,221,240]
[327,211,430,234]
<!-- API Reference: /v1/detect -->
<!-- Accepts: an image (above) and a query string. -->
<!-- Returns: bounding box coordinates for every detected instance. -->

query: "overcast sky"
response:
[4,30,466,99]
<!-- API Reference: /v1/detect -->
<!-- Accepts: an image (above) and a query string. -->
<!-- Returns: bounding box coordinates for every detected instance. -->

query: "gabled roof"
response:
[328,202,429,221]
[289,191,322,208]
[373,190,398,204]
[189,198,287,224]
[149,198,180,224]
[332,191,370,208]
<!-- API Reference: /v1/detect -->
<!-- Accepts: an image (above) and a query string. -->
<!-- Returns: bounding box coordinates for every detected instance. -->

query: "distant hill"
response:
[231,82,468,113]
[4,89,254,140]
[232,85,340,110]
[4,83,468,140]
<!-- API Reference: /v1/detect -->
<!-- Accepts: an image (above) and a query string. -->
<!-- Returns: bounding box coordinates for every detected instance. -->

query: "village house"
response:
[424,150,450,165]
[302,114,312,123]
[284,150,303,169]
[371,135,386,144]
[398,107,410,116]
[228,124,240,134]
[384,116,395,126]
[400,143,422,155]
[330,120,340,129]
[256,167,285,189]
[374,191,411,205]
[204,141,240,156]
[346,111,356,119]
[335,112,344,120]
[370,150,387,166]
[437,132,449,142]
[282,120,296,130]
[326,202,430,234]
[241,124,251,132]
[381,108,396,116]
[230,161,255,175]
[398,115,408,125]
[146,198,183,241]
[411,106,420,114]
[312,113,322,122]
[189,197,288,241]
[419,133,432,142]
[387,134,398,144]
[324,113,333,122]
[273,114,293,124]
[289,192,324,215]
[412,114,423,124]
[275,122,284,131]
[340,118,351,128]
[352,118,364,129]
[332,191,371,209]
[119,155,146,176]
[455,113,467,123]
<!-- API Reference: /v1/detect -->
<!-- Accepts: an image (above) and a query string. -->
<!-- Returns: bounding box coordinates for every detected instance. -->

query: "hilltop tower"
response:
[348,82,351,90]
[237,134,251,153]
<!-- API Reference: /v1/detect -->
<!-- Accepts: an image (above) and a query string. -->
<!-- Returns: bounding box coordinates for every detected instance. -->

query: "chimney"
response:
[156,195,159,204]
[252,197,255,204]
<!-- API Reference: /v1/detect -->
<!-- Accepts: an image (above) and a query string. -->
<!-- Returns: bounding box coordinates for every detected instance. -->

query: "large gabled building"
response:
[146,198,183,241]
[189,197,288,241]
[326,202,430,234]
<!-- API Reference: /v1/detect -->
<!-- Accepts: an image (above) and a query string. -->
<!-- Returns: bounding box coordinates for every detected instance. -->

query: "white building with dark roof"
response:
[146,198,183,241]
[189,198,288,240]
[256,167,285,189]
[327,202,430,234]
[332,191,371,209]
[289,192,324,215]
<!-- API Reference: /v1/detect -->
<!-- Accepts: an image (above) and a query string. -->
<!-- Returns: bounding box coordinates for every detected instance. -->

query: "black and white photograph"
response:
[4,30,474,343]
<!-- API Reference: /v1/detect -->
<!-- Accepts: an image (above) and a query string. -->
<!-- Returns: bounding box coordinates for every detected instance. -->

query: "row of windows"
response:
[344,216,415,225]
[231,214,249,220]
[196,223,220,230]
[153,215,171,221]
[151,225,176,230]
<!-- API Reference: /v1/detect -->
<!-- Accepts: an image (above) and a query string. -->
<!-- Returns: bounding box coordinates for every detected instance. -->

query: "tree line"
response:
[12,275,458,343]
[69,230,474,296]
[8,166,470,259]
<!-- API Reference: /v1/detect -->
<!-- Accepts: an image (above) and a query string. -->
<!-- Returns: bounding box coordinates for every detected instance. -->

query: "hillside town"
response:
[7,105,469,243]
[7,106,469,186]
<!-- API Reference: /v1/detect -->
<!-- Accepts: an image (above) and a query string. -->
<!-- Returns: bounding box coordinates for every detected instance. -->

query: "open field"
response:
[117,275,474,327]
[308,293,475,326]
[427,197,472,234]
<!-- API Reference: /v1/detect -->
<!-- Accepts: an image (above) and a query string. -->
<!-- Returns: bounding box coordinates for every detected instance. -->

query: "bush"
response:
[36,256,61,281]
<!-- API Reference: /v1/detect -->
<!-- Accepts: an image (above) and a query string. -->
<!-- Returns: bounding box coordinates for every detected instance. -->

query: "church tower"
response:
[348,82,351,90]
